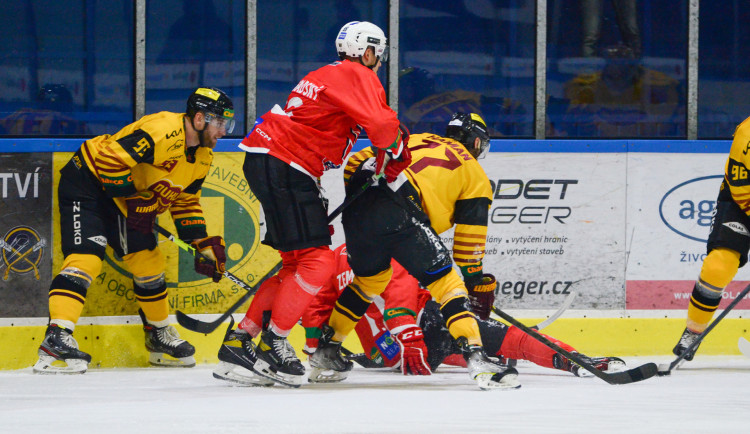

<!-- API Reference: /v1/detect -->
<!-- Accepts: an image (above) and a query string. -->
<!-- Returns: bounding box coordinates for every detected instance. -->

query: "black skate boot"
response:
[553,353,626,377]
[254,329,305,387]
[139,309,196,367]
[33,323,92,374]
[213,317,274,387]
[308,324,353,383]
[458,338,521,390]
[673,327,702,361]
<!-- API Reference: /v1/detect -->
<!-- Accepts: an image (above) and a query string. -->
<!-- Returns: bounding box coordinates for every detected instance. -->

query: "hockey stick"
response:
[530,291,577,331]
[340,346,385,368]
[326,176,377,223]
[657,282,750,376]
[492,307,658,385]
[156,178,376,333]
[153,223,282,333]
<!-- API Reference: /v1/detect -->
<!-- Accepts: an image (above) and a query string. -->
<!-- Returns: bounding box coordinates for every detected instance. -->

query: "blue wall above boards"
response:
[0,138,731,154]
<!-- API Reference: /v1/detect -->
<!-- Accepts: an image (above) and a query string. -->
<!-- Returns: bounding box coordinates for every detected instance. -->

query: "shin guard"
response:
[439,295,481,346]
[240,275,281,336]
[688,248,740,331]
[49,254,102,325]
[269,247,333,335]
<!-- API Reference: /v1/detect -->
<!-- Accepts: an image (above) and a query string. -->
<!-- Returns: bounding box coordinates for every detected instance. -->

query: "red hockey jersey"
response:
[239,60,400,177]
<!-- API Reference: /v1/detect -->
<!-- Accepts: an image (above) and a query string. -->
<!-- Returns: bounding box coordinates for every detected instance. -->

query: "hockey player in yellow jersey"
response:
[671,116,750,361]
[310,112,521,390]
[33,87,235,374]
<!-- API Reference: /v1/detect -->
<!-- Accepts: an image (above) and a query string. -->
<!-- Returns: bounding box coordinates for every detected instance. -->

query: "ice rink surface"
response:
[2,356,750,434]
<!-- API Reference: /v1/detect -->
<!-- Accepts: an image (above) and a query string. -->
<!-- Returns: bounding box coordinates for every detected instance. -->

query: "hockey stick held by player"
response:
[302,244,625,381]
[33,87,234,374]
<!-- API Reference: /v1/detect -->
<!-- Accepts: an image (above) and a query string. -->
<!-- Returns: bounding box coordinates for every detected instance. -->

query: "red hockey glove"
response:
[394,325,431,375]
[466,273,497,320]
[375,124,412,183]
[124,192,161,234]
[190,236,226,282]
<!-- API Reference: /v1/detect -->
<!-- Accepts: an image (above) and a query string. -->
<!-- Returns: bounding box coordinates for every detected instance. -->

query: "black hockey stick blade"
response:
[492,307,658,385]
[175,261,283,334]
[340,346,385,369]
[658,281,750,376]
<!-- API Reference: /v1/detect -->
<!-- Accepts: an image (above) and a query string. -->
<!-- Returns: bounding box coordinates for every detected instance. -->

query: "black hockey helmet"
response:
[186,87,235,133]
[445,112,490,159]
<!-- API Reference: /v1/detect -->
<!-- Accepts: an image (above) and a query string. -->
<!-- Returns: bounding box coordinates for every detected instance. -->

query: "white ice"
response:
[2,356,750,433]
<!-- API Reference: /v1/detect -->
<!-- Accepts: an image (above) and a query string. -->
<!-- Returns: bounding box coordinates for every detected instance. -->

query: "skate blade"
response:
[33,355,88,374]
[307,366,349,383]
[212,362,275,387]
[149,352,196,368]
[253,359,304,388]
[474,372,521,390]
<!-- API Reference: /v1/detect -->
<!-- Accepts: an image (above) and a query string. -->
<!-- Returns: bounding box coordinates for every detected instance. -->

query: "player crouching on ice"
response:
[34,87,233,373]
[214,243,625,388]
[303,245,626,380]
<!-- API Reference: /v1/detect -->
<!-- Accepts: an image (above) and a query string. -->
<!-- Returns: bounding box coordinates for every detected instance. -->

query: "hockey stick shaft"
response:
[153,223,257,294]
[325,176,377,223]
[531,291,577,331]
[153,223,282,333]
[665,281,750,373]
[493,307,658,385]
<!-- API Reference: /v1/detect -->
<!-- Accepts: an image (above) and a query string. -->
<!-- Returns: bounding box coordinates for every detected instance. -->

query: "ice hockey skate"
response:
[459,338,520,390]
[673,327,701,361]
[308,324,353,383]
[554,353,626,377]
[139,309,196,367]
[33,323,92,374]
[253,329,305,387]
[213,318,274,387]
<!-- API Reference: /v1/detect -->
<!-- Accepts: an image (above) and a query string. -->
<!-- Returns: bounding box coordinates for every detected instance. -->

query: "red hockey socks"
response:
[268,247,335,336]
[498,325,577,369]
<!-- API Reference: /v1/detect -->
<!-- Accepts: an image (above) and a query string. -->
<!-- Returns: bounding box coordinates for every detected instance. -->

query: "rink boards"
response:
[1,138,749,369]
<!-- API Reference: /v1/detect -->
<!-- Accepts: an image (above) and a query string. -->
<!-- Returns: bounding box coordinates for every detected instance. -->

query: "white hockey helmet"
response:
[335,21,389,62]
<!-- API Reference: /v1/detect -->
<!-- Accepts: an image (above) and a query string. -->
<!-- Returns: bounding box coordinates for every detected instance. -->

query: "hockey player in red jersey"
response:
[216,21,410,387]
[33,87,234,374]
[302,244,626,378]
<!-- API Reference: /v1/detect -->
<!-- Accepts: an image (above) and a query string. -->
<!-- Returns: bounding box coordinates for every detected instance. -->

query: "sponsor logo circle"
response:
[659,175,722,243]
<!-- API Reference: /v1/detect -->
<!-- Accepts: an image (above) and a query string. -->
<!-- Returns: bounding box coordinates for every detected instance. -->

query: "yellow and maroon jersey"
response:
[344,132,493,272]
[77,111,212,240]
[724,116,750,214]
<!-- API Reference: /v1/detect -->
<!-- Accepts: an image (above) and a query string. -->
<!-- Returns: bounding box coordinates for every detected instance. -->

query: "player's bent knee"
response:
[58,253,102,288]
[427,270,467,304]
[295,246,336,290]
[700,248,740,288]
[122,247,166,278]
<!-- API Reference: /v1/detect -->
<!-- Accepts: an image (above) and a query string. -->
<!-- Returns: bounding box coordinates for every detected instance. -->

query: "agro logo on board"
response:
[0,225,46,281]
[659,175,722,243]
